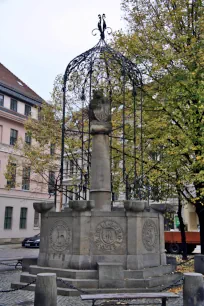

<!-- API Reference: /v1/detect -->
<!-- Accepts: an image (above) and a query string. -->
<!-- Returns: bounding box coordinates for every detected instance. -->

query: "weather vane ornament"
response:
[92,14,112,40]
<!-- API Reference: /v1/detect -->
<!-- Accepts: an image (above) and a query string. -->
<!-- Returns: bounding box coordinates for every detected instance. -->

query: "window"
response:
[22,167,30,190]
[7,163,16,188]
[10,98,17,112]
[10,129,18,145]
[4,207,13,229]
[65,161,69,176]
[25,133,31,145]
[25,104,31,116]
[48,171,55,194]
[34,211,39,227]
[50,143,55,156]
[19,207,27,229]
[0,94,4,106]
[0,125,2,143]
[70,160,74,175]
[38,107,42,120]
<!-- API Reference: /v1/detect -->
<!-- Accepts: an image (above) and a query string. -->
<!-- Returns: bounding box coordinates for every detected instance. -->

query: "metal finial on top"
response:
[92,14,112,40]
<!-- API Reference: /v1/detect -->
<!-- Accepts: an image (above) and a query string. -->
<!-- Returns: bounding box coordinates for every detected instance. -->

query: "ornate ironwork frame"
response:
[60,14,145,202]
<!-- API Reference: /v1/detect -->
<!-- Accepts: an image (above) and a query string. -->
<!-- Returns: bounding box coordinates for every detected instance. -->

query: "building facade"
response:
[0,63,52,243]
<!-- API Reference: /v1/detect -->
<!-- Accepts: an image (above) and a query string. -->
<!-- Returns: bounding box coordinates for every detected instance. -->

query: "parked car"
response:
[22,233,40,248]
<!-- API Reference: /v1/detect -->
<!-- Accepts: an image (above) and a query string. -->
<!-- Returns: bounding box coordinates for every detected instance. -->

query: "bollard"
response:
[183,272,204,306]
[194,254,204,274]
[34,273,57,306]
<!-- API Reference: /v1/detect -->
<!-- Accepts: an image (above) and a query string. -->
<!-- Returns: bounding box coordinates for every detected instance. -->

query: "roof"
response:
[0,63,43,102]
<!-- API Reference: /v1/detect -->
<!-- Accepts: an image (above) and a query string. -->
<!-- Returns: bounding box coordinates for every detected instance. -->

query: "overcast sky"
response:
[0,0,125,100]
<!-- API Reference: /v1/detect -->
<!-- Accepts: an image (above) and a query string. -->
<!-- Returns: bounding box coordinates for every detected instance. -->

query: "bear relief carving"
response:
[49,220,71,252]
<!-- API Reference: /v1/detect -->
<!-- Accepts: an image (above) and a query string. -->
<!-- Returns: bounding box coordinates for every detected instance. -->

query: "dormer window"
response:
[10,98,17,112]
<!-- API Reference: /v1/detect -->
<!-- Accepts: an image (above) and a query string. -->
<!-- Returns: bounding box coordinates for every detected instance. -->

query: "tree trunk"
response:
[177,192,188,260]
[196,204,204,254]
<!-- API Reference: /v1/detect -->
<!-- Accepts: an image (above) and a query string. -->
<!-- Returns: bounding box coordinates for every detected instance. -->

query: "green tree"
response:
[116,0,204,250]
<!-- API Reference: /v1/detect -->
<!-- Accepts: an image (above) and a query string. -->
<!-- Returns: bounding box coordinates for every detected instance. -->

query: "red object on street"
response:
[164,231,200,254]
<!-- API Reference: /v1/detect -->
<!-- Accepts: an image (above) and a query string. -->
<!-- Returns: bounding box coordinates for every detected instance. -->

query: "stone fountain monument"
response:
[12,90,180,295]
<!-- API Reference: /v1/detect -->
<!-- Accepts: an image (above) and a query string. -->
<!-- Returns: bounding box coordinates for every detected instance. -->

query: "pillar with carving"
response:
[89,90,112,211]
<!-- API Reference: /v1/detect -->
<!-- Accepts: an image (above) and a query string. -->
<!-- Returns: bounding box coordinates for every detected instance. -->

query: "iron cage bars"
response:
[60,15,143,203]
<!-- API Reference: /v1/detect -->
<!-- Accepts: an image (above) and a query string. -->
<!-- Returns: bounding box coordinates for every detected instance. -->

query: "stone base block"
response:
[37,208,166,271]
[98,262,124,288]
[194,254,204,274]
[22,257,38,272]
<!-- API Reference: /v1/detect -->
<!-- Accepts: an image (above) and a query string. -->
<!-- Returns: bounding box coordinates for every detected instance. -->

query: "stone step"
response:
[29,265,98,279]
[11,282,173,297]
[11,282,79,296]
[124,265,175,279]
[125,273,181,289]
[20,272,99,289]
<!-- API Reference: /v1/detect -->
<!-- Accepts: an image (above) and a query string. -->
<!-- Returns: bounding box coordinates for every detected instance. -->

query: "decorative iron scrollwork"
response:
[92,14,112,40]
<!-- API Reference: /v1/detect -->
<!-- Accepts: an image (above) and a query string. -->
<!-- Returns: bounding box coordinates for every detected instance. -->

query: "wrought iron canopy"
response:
[61,14,144,202]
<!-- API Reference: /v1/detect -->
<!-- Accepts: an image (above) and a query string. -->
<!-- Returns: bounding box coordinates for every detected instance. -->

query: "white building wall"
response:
[0,194,42,242]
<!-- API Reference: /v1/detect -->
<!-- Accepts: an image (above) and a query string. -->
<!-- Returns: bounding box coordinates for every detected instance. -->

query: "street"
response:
[0,245,39,273]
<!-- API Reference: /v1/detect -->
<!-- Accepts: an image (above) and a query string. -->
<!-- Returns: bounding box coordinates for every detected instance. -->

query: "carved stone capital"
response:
[33,202,55,214]
[90,120,112,135]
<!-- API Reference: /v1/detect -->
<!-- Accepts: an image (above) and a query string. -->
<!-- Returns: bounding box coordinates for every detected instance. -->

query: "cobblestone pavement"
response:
[0,246,183,305]
[0,270,183,306]
[0,245,39,272]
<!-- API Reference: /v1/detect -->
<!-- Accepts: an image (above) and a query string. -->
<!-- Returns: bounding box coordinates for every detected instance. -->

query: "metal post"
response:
[161,297,167,306]
[60,83,66,187]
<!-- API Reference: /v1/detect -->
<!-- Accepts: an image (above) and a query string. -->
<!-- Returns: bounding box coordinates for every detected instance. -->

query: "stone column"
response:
[88,90,112,211]
[183,272,204,306]
[90,132,111,211]
[33,202,55,266]
[34,273,57,306]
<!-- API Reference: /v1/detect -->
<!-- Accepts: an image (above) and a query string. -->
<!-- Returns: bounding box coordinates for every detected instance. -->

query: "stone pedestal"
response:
[36,208,166,270]
[98,262,124,288]
[14,92,171,294]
